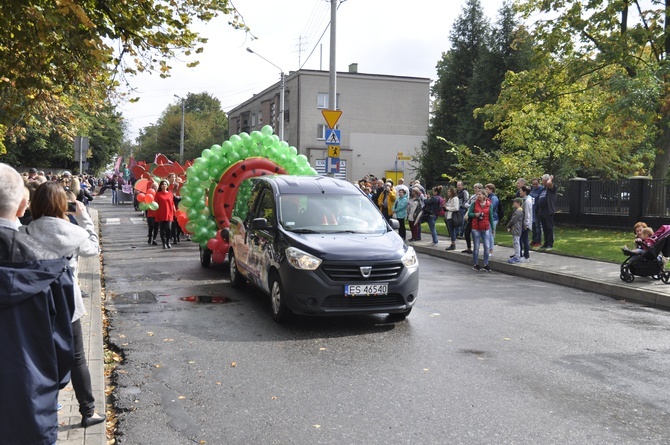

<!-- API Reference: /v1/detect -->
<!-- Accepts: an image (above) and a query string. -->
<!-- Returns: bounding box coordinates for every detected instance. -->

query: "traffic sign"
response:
[325,129,341,145]
[327,145,340,157]
[326,156,340,173]
[397,155,412,161]
[322,110,342,129]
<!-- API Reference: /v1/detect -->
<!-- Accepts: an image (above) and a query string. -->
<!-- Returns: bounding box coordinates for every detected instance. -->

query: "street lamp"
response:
[173,94,185,164]
[246,48,285,141]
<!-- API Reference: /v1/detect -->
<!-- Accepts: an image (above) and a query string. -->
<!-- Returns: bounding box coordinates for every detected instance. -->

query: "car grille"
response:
[321,293,406,308]
[321,262,403,281]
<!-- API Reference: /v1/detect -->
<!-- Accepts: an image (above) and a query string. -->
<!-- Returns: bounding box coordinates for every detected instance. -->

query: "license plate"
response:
[344,283,388,296]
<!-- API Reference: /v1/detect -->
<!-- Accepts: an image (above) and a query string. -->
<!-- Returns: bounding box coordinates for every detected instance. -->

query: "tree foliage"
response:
[0,0,246,155]
[133,92,228,163]
[514,0,670,181]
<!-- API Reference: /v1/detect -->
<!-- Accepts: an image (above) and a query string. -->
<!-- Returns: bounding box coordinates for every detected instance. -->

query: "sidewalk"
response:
[57,207,107,445]
[410,233,670,310]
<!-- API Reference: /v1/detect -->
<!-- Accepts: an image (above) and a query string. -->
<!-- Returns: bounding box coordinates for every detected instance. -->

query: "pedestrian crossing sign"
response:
[325,129,341,145]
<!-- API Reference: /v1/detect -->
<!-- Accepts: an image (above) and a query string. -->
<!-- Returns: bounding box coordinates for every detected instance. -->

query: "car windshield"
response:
[279,193,388,234]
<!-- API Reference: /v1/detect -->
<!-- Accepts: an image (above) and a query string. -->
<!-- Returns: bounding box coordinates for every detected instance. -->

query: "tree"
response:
[0,0,247,154]
[134,92,228,163]
[515,0,670,208]
[418,0,489,186]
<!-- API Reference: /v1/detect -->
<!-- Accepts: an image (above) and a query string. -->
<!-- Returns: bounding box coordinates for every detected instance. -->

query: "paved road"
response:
[97,195,670,445]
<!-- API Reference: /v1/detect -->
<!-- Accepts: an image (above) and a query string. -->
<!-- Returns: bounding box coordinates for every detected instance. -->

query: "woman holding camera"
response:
[469,189,493,271]
[19,182,105,428]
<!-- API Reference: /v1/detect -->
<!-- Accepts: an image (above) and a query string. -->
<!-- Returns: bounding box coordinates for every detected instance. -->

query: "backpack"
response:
[496,197,505,221]
[436,196,446,217]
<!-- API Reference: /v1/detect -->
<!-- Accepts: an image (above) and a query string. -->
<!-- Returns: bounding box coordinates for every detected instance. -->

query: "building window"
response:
[317,92,340,109]
[258,112,262,125]
[251,113,257,127]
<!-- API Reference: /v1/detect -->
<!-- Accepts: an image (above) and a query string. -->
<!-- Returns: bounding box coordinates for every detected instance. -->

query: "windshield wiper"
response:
[330,230,358,233]
[288,228,319,233]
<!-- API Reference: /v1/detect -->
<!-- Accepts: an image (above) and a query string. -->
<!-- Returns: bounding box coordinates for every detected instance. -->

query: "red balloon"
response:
[144,194,154,203]
[137,193,147,203]
[146,188,156,196]
[212,250,226,264]
[207,238,221,251]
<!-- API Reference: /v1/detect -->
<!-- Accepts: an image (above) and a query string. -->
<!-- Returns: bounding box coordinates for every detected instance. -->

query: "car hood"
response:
[283,230,407,261]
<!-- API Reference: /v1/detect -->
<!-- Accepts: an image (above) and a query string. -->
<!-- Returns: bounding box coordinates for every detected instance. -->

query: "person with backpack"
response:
[423,185,443,247]
[485,183,501,255]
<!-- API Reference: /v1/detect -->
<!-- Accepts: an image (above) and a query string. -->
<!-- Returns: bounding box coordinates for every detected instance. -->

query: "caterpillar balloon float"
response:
[178,125,317,264]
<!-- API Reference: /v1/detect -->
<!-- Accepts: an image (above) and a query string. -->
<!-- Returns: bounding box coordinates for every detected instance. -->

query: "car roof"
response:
[259,175,361,195]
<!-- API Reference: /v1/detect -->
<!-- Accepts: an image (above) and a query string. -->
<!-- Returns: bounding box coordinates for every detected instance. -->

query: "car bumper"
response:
[279,263,419,316]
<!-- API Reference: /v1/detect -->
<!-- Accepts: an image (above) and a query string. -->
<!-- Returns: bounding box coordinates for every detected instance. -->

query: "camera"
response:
[477,212,484,220]
[67,202,77,213]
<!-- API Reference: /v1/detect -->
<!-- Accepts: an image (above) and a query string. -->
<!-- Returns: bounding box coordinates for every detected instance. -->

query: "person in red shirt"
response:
[469,189,494,271]
[154,180,176,249]
[146,182,159,245]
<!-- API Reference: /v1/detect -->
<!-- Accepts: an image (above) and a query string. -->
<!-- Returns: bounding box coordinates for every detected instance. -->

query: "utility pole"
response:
[329,0,337,111]
[174,95,185,164]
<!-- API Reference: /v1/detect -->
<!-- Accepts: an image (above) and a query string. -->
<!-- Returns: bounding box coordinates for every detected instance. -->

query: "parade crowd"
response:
[357,174,558,271]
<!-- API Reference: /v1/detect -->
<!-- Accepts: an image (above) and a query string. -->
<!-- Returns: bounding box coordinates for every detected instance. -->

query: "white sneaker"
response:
[519,257,529,263]
[432,242,439,247]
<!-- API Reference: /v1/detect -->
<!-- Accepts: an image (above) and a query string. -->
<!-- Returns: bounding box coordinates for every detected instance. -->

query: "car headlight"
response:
[286,247,322,270]
[401,246,418,268]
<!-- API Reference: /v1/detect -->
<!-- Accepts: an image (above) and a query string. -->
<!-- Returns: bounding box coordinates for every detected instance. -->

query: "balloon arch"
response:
[176,125,317,263]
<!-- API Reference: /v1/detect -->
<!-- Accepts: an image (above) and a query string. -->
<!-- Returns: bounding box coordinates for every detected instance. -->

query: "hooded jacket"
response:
[0,223,75,445]
[20,212,99,322]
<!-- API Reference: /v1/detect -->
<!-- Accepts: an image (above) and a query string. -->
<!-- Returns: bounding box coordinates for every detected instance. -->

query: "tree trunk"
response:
[648,116,670,214]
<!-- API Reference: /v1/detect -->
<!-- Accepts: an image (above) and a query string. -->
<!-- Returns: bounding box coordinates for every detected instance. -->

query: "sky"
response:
[118,0,504,141]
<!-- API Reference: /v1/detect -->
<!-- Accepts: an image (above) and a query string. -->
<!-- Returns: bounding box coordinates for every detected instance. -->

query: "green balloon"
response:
[181,196,194,208]
[289,146,298,156]
[261,135,273,147]
[198,168,210,182]
[261,125,274,136]
[251,131,263,143]
[221,141,234,152]
[149,201,159,211]
[202,148,213,159]
[139,202,149,211]
[194,158,207,169]
[271,135,280,144]
[185,221,198,233]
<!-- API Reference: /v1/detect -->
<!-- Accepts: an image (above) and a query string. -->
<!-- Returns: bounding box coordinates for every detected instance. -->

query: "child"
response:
[623,227,655,255]
[507,198,525,263]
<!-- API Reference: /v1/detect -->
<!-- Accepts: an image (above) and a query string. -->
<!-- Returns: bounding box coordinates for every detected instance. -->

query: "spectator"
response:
[456,181,469,238]
[507,198,525,263]
[530,178,544,247]
[375,181,396,222]
[27,167,39,182]
[392,187,409,240]
[168,173,183,244]
[155,180,176,249]
[460,183,481,254]
[108,174,120,205]
[469,189,493,271]
[537,174,557,250]
[623,227,655,255]
[20,181,106,429]
[485,183,500,255]
[444,186,460,251]
[519,185,533,263]
[0,163,76,444]
[423,186,443,247]
[407,187,423,242]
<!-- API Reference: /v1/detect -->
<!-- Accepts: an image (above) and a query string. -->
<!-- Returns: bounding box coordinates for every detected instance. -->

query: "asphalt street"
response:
[95,195,670,445]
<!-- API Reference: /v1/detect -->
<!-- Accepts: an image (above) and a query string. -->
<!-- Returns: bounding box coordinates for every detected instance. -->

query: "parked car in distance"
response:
[227,175,419,322]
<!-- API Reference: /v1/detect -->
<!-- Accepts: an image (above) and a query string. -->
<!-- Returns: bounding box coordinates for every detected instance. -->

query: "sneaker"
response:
[544,247,553,251]
[483,265,492,272]
[473,264,481,271]
[462,249,473,254]
[446,245,456,251]
[508,257,520,264]
[432,242,439,247]
[519,257,529,263]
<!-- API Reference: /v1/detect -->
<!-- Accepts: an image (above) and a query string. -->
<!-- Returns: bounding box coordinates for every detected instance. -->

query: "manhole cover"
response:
[114,291,158,304]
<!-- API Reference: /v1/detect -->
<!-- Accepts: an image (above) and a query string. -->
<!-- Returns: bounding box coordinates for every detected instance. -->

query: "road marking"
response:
[130,218,145,224]
[105,218,121,225]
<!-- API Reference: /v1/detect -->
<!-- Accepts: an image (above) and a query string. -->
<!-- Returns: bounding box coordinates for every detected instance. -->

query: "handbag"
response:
[451,209,462,226]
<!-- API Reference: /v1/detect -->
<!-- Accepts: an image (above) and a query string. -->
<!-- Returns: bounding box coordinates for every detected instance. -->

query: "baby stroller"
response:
[620,225,670,283]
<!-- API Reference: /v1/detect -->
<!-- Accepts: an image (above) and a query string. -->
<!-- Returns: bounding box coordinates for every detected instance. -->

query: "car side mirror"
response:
[251,218,270,230]
[389,218,400,230]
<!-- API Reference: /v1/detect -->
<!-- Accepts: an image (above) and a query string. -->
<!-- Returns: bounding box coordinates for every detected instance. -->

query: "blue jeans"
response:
[488,219,498,250]
[472,229,490,266]
[457,208,467,236]
[532,216,542,244]
[427,215,438,244]
[111,189,118,205]
[521,228,530,259]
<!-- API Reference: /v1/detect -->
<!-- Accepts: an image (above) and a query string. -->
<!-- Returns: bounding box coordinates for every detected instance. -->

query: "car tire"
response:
[229,250,246,289]
[389,308,412,320]
[269,273,291,323]
[199,246,211,268]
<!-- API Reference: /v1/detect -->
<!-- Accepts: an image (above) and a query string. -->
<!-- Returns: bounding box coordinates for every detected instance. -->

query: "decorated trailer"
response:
[176,125,317,267]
